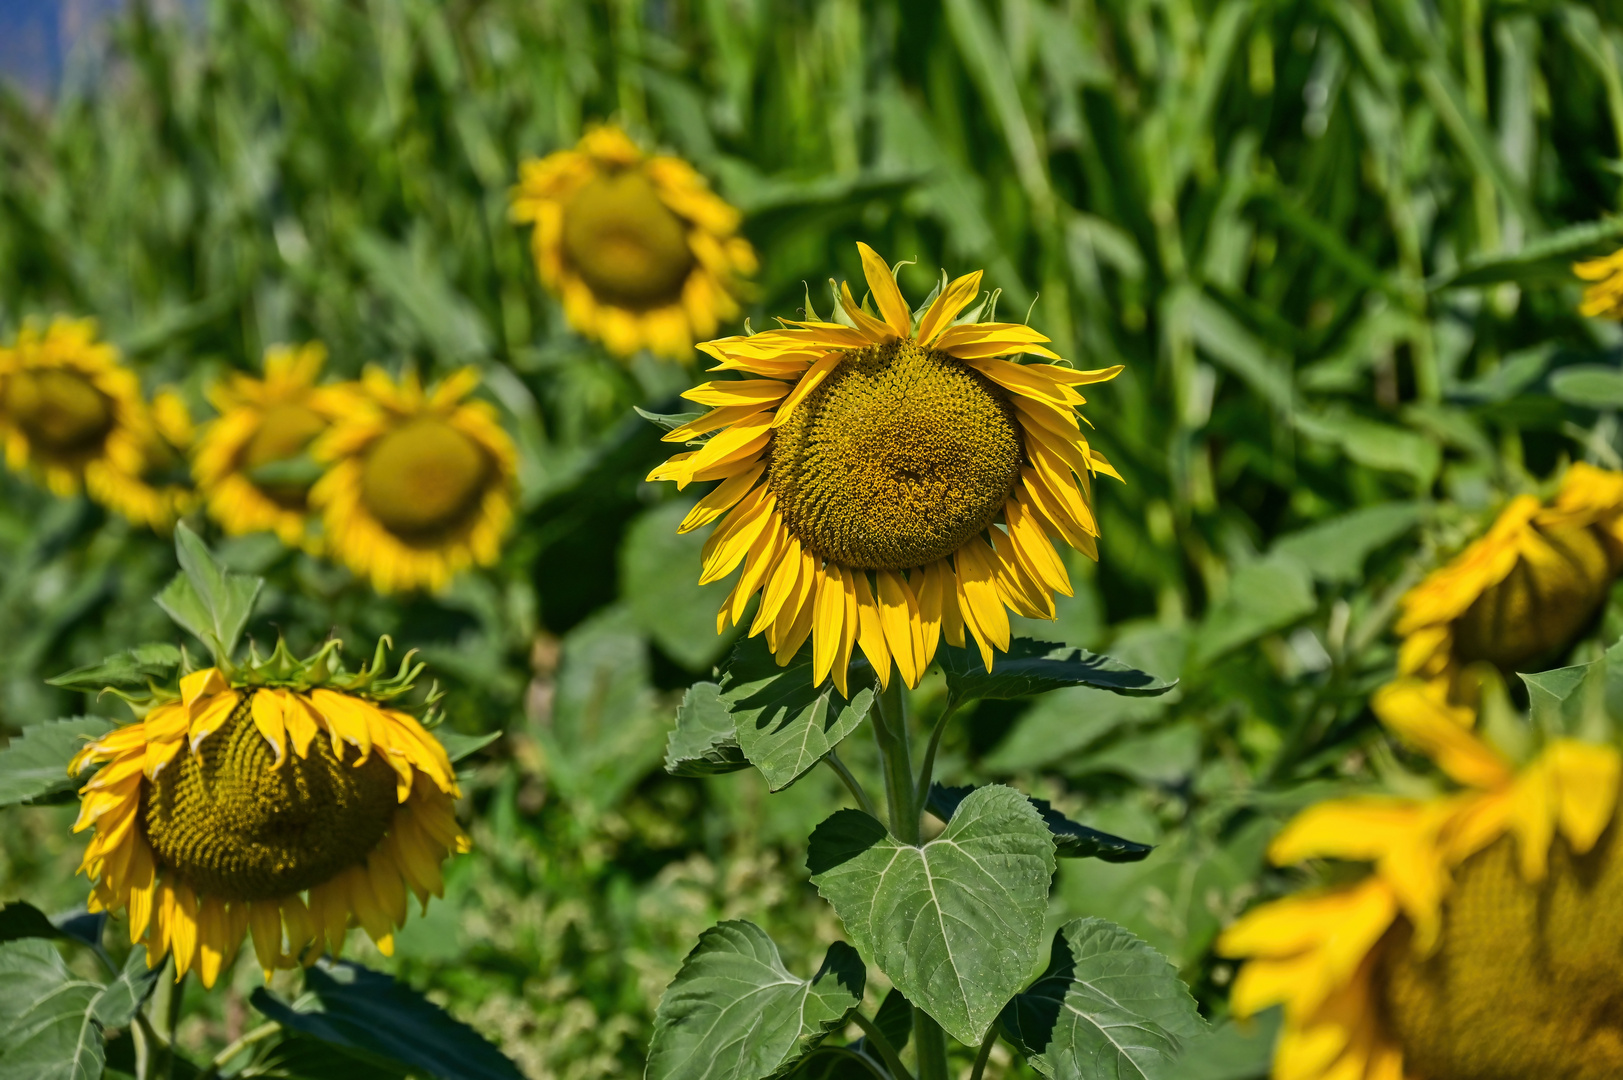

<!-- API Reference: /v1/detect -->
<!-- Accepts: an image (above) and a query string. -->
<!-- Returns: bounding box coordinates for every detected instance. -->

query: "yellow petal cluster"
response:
[1395,462,1623,701]
[70,667,468,988]
[1574,248,1623,319]
[510,125,757,361]
[0,318,191,529]
[649,242,1122,692]
[193,342,351,551]
[1219,678,1623,1080]
[309,367,517,593]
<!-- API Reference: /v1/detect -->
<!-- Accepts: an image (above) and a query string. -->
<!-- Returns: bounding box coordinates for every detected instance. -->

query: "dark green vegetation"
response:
[5,0,1623,1076]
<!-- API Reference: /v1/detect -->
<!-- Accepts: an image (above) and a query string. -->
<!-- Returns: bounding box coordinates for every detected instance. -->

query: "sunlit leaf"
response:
[647,921,865,1080]
[0,939,105,1080]
[1000,918,1204,1080]
[724,638,875,791]
[665,682,749,778]
[808,785,1056,1044]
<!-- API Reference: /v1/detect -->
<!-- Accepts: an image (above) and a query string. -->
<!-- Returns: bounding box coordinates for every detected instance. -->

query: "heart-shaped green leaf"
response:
[936,639,1174,702]
[807,785,1056,1044]
[1000,918,1204,1080]
[724,638,875,791]
[665,682,749,777]
[648,921,866,1080]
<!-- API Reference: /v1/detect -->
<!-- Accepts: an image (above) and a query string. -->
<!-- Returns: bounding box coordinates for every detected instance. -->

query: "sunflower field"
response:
[6,0,1623,1077]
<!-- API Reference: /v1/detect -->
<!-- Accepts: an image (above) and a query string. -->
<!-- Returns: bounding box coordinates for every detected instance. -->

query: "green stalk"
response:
[869,674,949,1080]
[913,1011,952,1080]
[872,678,918,844]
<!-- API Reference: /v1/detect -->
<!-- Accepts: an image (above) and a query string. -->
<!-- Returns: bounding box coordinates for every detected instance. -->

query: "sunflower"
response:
[192,342,350,551]
[510,125,757,361]
[69,646,468,989]
[0,317,190,529]
[1218,677,1623,1080]
[1395,462,1623,701]
[647,243,1121,694]
[1574,249,1623,319]
[309,367,516,593]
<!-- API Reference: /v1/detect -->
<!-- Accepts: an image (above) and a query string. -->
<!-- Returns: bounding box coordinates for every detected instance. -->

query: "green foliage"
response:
[0,717,115,807]
[1000,919,1205,1080]
[664,682,750,778]
[926,784,1153,862]
[249,961,526,1080]
[936,640,1177,701]
[155,524,262,665]
[0,939,104,1080]
[646,921,865,1080]
[807,786,1057,1045]
[725,640,877,792]
[46,645,181,693]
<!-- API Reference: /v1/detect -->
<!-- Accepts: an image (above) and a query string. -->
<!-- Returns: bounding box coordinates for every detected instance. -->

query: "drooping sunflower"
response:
[192,342,350,551]
[1574,249,1623,319]
[1218,677,1623,1080]
[1395,462,1623,701]
[309,367,517,593]
[70,644,468,988]
[647,243,1122,693]
[0,318,191,529]
[510,125,757,361]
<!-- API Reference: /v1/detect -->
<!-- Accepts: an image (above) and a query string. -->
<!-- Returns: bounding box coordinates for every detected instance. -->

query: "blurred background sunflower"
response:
[12,0,1623,1075]
[0,317,191,530]
[310,367,517,593]
[1220,676,1623,1080]
[192,341,347,551]
[511,126,757,364]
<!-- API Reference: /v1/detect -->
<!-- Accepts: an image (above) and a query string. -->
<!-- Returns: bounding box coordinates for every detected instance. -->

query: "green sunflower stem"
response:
[870,672,951,1080]
[872,676,919,844]
[913,1010,952,1080]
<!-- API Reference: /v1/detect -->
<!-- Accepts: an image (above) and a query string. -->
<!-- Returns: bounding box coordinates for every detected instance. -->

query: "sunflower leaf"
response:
[999,918,1205,1080]
[936,639,1174,701]
[250,960,524,1080]
[158,523,264,664]
[47,644,182,692]
[91,947,160,1029]
[0,938,106,1080]
[665,681,749,777]
[807,785,1056,1045]
[647,921,865,1080]
[927,783,1153,862]
[0,716,116,808]
[723,637,876,791]
[0,903,62,946]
